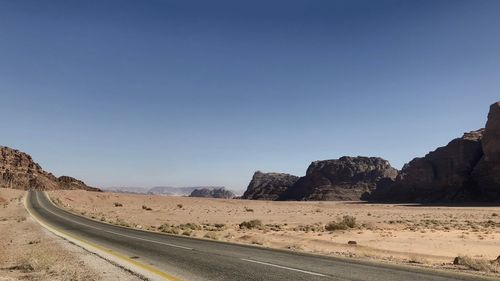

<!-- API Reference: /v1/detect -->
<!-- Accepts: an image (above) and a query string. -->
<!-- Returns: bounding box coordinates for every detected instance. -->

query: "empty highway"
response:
[26,191,495,281]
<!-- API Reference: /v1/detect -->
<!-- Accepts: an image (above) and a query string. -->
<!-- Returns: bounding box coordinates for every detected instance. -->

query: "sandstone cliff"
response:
[280,157,398,201]
[371,101,500,202]
[242,171,299,200]
[472,102,500,199]
[0,146,99,191]
[370,130,484,202]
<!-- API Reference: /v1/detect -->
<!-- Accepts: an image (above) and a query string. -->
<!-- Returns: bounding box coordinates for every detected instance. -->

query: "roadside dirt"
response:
[0,188,143,281]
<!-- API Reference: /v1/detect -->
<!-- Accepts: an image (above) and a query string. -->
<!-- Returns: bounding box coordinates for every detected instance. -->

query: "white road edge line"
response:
[241,258,327,277]
[37,192,193,251]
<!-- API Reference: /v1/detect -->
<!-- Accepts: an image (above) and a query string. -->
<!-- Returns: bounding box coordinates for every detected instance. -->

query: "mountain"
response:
[0,146,99,191]
[280,157,398,201]
[370,102,500,202]
[370,130,484,202]
[101,187,150,194]
[243,102,500,202]
[241,172,299,200]
[242,157,397,201]
[189,187,235,199]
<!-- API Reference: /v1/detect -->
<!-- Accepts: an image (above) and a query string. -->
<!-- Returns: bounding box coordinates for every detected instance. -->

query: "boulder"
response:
[280,156,398,201]
[242,171,299,200]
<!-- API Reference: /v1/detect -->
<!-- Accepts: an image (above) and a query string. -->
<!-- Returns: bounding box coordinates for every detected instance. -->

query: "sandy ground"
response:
[0,188,143,281]
[49,190,500,278]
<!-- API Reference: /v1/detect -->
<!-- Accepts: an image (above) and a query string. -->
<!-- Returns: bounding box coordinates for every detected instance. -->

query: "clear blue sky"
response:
[1,0,498,191]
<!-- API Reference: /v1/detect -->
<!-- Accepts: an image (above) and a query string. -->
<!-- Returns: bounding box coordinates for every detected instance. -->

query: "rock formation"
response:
[370,130,484,202]
[472,102,500,199]
[189,187,235,199]
[0,146,99,191]
[242,171,299,200]
[371,101,500,202]
[280,157,398,201]
[242,101,500,203]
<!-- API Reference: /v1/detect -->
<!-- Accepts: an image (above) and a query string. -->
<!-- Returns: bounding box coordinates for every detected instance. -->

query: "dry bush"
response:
[239,219,263,230]
[142,205,152,211]
[454,256,500,273]
[325,215,356,231]
[158,224,181,234]
[204,232,219,240]
[113,202,123,207]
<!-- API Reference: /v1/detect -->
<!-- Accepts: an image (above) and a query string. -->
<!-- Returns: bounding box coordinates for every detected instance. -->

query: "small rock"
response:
[348,240,357,245]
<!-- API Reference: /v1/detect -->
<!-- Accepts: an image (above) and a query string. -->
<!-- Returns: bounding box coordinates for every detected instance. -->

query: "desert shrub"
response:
[239,219,263,229]
[179,223,201,230]
[158,224,180,235]
[293,224,323,232]
[454,256,499,272]
[114,218,130,227]
[204,232,219,240]
[142,205,152,211]
[203,223,226,231]
[244,207,254,212]
[182,230,192,236]
[177,204,183,209]
[325,215,356,231]
[113,202,123,207]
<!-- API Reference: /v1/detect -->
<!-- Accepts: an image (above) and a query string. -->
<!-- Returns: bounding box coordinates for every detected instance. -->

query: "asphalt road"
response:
[26,191,495,281]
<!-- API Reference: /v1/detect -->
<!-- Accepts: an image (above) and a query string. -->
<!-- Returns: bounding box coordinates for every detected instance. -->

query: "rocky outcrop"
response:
[189,187,235,199]
[0,146,99,191]
[371,130,484,202]
[472,102,500,199]
[280,157,398,201]
[371,102,500,202]
[242,171,299,200]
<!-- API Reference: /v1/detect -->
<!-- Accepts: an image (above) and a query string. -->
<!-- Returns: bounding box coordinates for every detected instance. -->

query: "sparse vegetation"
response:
[113,202,123,207]
[239,219,263,229]
[325,215,357,231]
[177,204,183,209]
[142,205,152,211]
[454,256,499,272]
[204,232,219,240]
[244,207,254,212]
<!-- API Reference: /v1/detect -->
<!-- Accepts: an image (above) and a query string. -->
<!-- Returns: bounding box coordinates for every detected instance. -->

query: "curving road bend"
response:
[26,191,495,281]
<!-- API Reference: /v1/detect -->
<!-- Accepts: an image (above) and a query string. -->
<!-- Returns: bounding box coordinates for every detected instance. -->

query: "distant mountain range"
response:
[102,186,231,196]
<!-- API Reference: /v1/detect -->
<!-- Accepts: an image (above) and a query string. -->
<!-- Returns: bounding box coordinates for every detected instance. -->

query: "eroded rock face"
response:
[0,146,99,191]
[242,171,299,200]
[189,187,235,199]
[473,102,500,199]
[371,130,484,202]
[280,157,398,201]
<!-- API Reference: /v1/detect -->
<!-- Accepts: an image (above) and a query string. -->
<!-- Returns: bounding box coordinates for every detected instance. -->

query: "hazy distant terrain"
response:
[103,186,237,197]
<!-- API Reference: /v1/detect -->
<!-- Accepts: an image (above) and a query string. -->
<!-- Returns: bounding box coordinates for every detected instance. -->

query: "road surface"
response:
[26,191,495,281]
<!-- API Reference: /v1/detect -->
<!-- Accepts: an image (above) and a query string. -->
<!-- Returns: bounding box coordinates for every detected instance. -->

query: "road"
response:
[26,191,495,281]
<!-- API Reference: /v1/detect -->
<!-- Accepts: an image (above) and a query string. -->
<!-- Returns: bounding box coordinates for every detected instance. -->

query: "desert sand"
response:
[0,188,143,281]
[48,190,500,277]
